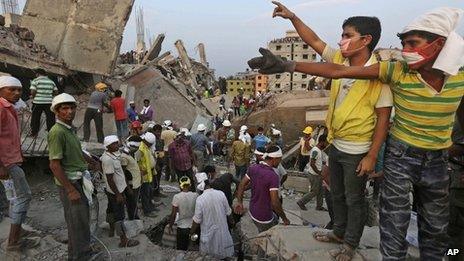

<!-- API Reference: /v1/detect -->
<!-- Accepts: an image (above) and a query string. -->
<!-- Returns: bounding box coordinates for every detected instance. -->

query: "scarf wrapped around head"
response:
[400,7,464,75]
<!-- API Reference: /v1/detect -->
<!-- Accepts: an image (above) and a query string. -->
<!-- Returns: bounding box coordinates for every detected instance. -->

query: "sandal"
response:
[329,244,355,261]
[313,231,343,244]
[119,239,139,248]
[6,237,41,251]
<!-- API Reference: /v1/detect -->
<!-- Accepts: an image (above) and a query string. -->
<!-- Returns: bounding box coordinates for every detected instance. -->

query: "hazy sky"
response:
[14,0,464,77]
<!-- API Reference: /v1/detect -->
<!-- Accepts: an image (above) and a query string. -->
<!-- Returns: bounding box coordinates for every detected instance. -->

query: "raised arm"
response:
[272,1,326,55]
[294,62,380,79]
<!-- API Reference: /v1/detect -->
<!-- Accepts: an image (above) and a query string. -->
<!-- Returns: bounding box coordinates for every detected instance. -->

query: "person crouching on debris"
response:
[234,146,290,232]
[49,93,99,260]
[191,178,235,259]
[297,134,329,211]
[136,132,157,218]
[168,176,198,251]
[101,135,139,248]
[0,76,40,252]
[121,136,143,220]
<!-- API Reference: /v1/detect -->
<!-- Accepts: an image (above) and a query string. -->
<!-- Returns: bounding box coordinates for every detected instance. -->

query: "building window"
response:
[246,82,250,85]
[258,83,262,87]
[302,84,307,88]
[302,74,307,79]
[276,74,281,79]
[276,45,281,51]
[275,84,281,88]
[230,82,233,85]
[312,54,317,60]
[258,76,262,80]
[303,44,308,49]
[287,45,290,47]
[303,54,309,59]
[229,88,233,92]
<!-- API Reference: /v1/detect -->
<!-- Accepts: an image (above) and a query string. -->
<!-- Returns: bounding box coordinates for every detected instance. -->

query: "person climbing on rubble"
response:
[191,176,235,259]
[250,4,464,260]
[238,125,252,145]
[191,124,212,173]
[297,134,329,211]
[120,136,142,220]
[168,176,198,251]
[127,101,138,122]
[168,131,195,188]
[83,82,110,144]
[234,146,290,232]
[249,3,393,259]
[101,135,140,248]
[29,68,58,138]
[48,93,100,260]
[136,132,158,218]
[252,126,271,150]
[110,90,129,143]
[139,99,153,123]
[229,135,251,179]
[298,126,315,172]
[161,120,178,182]
[0,76,40,252]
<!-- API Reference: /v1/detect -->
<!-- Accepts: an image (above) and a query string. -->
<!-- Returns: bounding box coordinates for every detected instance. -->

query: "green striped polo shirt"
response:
[30,76,57,104]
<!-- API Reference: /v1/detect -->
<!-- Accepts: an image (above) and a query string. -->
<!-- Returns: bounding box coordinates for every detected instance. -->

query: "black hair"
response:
[144,99,150,103]
[203,165,216,174]
[35,68,47,76]
[397,30,442,43]
[342,16,381,52]
[257,126,264,132]
[153,124,162,132]
[256,147,266,153]
[114,90,122,97]
[55,102,76,111]
[127,135,142,142]
[318,134,328,143]
[266,145,280,154]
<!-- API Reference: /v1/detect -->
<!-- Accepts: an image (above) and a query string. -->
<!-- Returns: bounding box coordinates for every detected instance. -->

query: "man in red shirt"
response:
[0,76,39,251]
[110,90,129,142]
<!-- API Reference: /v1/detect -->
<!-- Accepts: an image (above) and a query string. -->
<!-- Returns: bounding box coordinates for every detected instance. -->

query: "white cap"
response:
[272,129,282,136]
[222,120,231,127]
[50,93,76,112]
[0,76,22,89]
[142,132,156,144]
[197,124,207,132]
[104,135,119,148]
[240,125,248,132]
[180,128,191,136]
[129,101,135,104]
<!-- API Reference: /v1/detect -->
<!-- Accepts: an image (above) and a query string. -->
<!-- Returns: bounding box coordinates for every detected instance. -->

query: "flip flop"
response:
[313,231,343,244]
[329,244,356,261]
[119,239,139,248]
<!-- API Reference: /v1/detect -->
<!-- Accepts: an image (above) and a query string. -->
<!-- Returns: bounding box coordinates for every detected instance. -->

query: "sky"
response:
[14,0,464,77]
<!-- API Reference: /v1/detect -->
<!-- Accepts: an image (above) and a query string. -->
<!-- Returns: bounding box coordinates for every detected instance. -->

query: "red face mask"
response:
[401,38,444,69]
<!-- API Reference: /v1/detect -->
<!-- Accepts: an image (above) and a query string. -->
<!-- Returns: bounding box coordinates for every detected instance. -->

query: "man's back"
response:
[30,76,56,104]
[172,191,198,228]
[191,133,208,152]
[87,91,107,110]
[247,163,279,222]
[110,97,127,121]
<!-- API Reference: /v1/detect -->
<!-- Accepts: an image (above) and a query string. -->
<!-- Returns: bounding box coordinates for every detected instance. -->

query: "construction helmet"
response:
[197,124,207,132]
[95,82,108,92]
[50,93,76,112]
[130,120,142,129]
[303,126,313,135]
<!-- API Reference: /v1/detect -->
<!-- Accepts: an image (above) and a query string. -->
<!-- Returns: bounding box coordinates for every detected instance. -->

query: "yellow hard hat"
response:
[95,82,108,92]
[303,126,313,134]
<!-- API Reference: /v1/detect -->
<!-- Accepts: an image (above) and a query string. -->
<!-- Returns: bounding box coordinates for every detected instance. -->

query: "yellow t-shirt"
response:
[379,61,464,149]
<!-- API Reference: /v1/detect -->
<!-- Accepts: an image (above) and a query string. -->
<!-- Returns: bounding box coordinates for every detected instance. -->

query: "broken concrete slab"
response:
[20,0,135,75]
[142,34,165,64]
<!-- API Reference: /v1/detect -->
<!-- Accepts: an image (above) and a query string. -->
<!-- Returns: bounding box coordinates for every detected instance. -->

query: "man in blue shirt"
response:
[252,126,270,150]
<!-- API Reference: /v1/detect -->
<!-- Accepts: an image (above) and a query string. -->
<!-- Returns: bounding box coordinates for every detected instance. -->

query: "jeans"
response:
[163,153,174,181]
[140,183,155,214]
[0,183,8,218]
[177,227,190,250]
[8,165,32,225]
[298,155,310,172]
[235,165,247,179]
[328,145,367,248]
[31,103,55,136]
[106,190,126,236]
[324,187,334,228]
[252,214,279,233]
[115,119,128,140]
[58,181,92,261]
[298,174,323,208]
[83,108,104,143]
[380,136,449,261]
[193,150,205,173]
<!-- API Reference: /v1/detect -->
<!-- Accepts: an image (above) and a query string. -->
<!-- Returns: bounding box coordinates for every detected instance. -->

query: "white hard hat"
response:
[142,132,156,145]
[163,120,172,127]
[50,93,76,112]
[0,76,22,89]
[222,120,231,127]
[272,129,282,136]
[104,135,119,148]
[197,124,207,132]
[240,125,248,132]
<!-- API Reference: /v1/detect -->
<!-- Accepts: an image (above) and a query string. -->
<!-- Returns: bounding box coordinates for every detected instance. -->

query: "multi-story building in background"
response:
[226,79,255,97]
[254,74,268,95]
[267,30,318,92]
